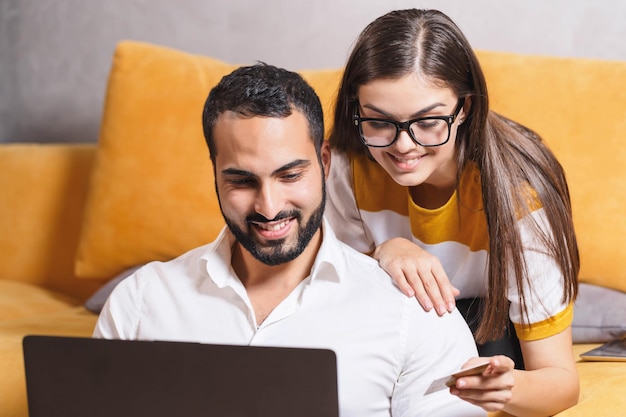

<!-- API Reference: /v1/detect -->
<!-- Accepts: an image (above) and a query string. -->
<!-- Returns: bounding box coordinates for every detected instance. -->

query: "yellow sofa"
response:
[1,41,625,416]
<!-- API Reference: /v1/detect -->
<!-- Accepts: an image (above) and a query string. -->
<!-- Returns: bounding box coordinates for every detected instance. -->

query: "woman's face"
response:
[356,73,466,189]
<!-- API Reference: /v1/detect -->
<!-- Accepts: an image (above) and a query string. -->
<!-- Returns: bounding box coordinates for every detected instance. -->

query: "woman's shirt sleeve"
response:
[508,208,573,341]
[326,150,376,254]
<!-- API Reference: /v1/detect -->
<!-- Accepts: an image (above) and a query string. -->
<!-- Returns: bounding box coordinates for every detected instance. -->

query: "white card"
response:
[424,362,490,395]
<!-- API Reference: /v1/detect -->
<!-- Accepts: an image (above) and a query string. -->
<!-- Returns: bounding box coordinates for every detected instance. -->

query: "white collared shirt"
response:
[94,220,485,417]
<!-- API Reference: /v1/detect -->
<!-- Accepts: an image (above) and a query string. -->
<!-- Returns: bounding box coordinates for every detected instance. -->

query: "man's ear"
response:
[320,141,331,179]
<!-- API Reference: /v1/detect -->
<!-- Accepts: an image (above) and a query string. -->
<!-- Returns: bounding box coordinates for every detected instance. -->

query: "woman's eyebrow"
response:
[361,102,446,119]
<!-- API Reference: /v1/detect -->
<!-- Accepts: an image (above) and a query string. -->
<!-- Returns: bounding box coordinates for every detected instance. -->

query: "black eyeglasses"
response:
[353,98,465,148]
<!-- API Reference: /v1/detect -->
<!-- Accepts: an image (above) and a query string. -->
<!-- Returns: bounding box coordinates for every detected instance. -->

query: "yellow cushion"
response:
[476,51,626,292]
[74,41,341,279]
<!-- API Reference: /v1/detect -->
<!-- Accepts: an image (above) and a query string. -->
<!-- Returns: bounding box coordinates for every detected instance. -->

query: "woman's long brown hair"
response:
[329,9,579,342]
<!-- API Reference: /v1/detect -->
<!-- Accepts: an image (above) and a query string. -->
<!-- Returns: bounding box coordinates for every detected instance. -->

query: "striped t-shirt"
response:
[326,150,572,341]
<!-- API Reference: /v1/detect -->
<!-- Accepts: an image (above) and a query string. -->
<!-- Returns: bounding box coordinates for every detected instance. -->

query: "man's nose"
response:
[254,183,283,221]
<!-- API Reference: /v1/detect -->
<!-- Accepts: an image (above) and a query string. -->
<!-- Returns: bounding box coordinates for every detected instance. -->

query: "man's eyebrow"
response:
[221,168,255,177]
[362,102,445,119]
[221,159,311,178]
[272,159,310,176]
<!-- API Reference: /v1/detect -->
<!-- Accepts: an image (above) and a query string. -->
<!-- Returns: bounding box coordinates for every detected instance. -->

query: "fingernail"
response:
[424,301,433,311]
[456,379,466,388]
[447,302,455,312]
[437,304,446,315]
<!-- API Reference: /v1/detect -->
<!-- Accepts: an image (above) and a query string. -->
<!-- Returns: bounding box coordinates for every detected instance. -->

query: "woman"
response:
[326,8,579,416]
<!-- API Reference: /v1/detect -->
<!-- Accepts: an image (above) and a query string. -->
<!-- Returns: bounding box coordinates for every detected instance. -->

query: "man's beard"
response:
[222,184,326,266]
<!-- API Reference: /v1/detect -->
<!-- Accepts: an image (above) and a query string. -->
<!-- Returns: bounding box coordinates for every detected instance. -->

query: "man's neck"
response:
[230,229,323,326]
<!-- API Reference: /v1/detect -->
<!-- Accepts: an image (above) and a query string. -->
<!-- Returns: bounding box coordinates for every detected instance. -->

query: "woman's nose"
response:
[393,129,419,152]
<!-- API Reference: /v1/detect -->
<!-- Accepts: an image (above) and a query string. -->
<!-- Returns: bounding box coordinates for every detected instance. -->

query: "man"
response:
[94,64,485,416]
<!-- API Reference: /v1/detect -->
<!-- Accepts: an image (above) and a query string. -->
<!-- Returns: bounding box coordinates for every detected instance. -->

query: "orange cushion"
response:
[74,40,342,279]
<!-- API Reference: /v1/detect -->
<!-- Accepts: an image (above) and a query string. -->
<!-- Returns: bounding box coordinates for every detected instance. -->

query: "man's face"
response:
[213,110,330,266]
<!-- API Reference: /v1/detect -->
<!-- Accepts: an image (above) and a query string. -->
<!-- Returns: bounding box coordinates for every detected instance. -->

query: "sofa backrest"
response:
[73,41,342,281]
[3,41,624,295]
[0,144,104,300]
[76,41,625,292]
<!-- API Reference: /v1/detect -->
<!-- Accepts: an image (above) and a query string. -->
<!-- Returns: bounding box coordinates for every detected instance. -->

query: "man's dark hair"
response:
[202,63,324,163]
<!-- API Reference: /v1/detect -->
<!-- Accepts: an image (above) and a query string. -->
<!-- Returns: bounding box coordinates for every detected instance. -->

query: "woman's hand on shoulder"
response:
[372,237,459,315]
[450,356,516,413]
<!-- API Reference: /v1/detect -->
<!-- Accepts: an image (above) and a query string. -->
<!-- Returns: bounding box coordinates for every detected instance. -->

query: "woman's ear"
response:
[461,96,472,121]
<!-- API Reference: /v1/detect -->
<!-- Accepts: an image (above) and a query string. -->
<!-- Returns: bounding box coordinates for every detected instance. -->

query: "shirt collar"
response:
[309,218,344,284]
[198,218,345,290]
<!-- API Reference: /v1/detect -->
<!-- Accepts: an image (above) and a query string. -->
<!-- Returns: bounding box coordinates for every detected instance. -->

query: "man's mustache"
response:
[246,210,301,224]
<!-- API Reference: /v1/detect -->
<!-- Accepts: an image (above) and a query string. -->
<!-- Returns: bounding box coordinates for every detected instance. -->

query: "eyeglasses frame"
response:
[353,97,466,148]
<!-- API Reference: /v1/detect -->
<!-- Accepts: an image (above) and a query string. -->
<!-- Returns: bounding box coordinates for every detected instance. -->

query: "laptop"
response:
[23,335,339,417]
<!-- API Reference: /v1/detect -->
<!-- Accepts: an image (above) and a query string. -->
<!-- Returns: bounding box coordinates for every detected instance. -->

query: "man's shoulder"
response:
[321,221,380,270]
[324,230,408,297]
[324,228,472,322]
[134,237,223,283]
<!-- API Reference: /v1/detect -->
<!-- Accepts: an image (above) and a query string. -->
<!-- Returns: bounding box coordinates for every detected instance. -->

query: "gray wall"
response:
[1,0,625,144]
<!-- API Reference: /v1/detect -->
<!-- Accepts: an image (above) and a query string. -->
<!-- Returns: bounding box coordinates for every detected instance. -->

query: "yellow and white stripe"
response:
[326,151,571,341]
